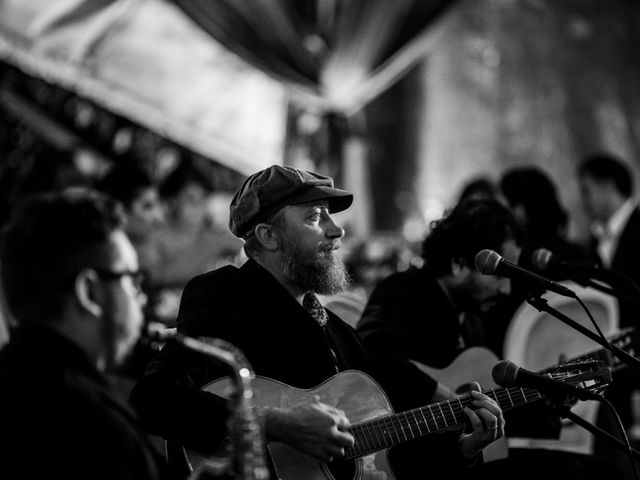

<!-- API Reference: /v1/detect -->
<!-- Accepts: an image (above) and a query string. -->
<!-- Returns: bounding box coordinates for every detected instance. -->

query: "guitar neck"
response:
[345,386,542,459]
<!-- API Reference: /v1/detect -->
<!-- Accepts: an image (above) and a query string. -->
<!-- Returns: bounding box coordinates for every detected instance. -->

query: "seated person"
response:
[130,165,505,480]
[96,160,165,277]
[147,159,243,326]
[356,197,625,480]
[0,188,171,479]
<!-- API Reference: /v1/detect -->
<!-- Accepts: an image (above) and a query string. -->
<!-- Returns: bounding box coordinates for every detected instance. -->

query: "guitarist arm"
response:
[261,400,355,462]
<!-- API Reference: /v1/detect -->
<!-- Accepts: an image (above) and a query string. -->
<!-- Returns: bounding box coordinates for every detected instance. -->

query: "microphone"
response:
[531,248,601,277]
[491,360,602,401]
[531,248,640,303]
[474,249,577,298]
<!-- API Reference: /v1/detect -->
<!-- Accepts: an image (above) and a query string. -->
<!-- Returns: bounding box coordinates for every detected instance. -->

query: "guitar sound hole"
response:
[324,458,359,480]
[455,383,472,394]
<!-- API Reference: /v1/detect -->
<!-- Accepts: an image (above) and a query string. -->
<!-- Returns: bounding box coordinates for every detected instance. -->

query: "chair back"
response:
[322,291,368,329]
[502,281,619,454]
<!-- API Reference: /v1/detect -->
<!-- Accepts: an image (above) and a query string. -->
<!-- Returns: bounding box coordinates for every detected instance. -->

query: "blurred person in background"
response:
[356,198,523,407]
[0,188,171,479]
[578,152,640,472]
[96,161,166,379]
[494,166,631,476]
[578,152,640,327]
[148,159,244,327]
[0,148,94,347]
[487,165,597,355]
[499,165,596,276]
[96,160,165,278]
[457,176,497,204]
[356,197,623,480]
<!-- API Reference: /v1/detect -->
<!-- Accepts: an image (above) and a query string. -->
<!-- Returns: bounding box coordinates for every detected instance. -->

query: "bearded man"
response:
[130,165,505,480]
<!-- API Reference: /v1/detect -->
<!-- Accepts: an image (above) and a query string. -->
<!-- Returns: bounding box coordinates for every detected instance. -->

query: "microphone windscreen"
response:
[491,360,519,386]
[475,249,501,275]
[531,248,552,271]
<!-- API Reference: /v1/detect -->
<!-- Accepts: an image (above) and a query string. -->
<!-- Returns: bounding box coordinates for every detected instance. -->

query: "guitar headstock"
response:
[545,360,612,397]
[555,326,638,372]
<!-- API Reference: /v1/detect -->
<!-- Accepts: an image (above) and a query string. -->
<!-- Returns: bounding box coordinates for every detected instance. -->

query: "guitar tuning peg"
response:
[552,360,604,372]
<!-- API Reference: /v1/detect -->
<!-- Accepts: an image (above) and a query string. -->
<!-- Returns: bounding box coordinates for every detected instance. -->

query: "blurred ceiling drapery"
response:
[0,0,288,175]
[0,0,460,177]
[172,0,459,116]
[0,0,460,237]
[171,0,459,237]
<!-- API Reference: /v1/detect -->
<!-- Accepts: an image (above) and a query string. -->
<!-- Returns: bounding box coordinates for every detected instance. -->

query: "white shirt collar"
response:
[593,198,636,267]
[605,198,636,239]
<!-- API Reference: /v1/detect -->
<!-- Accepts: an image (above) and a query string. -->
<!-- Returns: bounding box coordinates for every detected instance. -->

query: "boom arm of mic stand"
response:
[574,276,640,307]
[526,296,640,372]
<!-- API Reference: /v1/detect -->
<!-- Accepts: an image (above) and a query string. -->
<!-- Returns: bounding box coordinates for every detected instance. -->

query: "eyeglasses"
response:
[94,268,146,293]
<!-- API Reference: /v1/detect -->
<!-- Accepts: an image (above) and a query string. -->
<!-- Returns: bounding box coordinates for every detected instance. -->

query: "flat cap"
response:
[229,165,353,239]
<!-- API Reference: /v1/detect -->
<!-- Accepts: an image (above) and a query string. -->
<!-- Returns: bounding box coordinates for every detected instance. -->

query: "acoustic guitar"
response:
[410,328,637,393]
[176,363,610,480]
[411,327,638,457]
[409,346,508,461]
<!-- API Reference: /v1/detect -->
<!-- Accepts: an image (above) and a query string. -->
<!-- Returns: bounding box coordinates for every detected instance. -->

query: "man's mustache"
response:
[319,240,341,254]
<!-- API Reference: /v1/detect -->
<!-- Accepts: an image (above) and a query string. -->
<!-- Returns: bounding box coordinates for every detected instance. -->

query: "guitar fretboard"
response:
[345,386,542,459]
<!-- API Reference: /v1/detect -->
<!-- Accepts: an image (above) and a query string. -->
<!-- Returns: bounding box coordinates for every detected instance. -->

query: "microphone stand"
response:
[526,290,640,479]
[526,295,640,372]
[549,401,640,462]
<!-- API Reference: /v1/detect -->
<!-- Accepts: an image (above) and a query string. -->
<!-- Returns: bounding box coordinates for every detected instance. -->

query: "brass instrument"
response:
[171,333,270,480]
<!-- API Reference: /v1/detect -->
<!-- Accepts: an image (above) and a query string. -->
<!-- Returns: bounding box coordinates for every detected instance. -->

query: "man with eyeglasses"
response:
[97,161,166,380]
[0,188,171,479]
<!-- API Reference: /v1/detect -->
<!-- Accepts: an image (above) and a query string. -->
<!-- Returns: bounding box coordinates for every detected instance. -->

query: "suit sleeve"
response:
[130,271,237,454]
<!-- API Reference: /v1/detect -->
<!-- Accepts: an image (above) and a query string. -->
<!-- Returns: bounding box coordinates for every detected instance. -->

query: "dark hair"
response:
[97,162,155,208]
[160,161,212,200]
[499,166,567,242]
[578,152,633,197]
[421,197,522,276]
[458,176,496,203]
[0,188,125,324]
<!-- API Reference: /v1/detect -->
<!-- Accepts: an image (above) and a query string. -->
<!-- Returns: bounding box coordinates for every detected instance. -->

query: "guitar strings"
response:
[347,366,604,458]
[347,386,543,458]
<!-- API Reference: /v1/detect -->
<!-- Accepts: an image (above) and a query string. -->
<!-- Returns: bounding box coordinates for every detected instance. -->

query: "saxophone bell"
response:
[175,333,270,480]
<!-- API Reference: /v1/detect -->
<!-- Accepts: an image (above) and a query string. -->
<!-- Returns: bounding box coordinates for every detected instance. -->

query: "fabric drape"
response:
[172,0,459,116]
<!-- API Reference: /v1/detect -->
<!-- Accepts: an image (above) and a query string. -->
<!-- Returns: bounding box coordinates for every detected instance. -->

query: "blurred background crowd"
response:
[1,0,640,363]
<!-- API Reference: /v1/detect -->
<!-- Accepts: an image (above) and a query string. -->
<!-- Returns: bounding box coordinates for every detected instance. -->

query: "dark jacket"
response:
[130,259,372,453]
[0,324,169,480]
[357,267,470,410]
[610,207,640,329]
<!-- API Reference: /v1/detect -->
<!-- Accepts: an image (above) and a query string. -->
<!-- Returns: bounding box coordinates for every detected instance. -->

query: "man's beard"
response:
[280,235,350,295]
